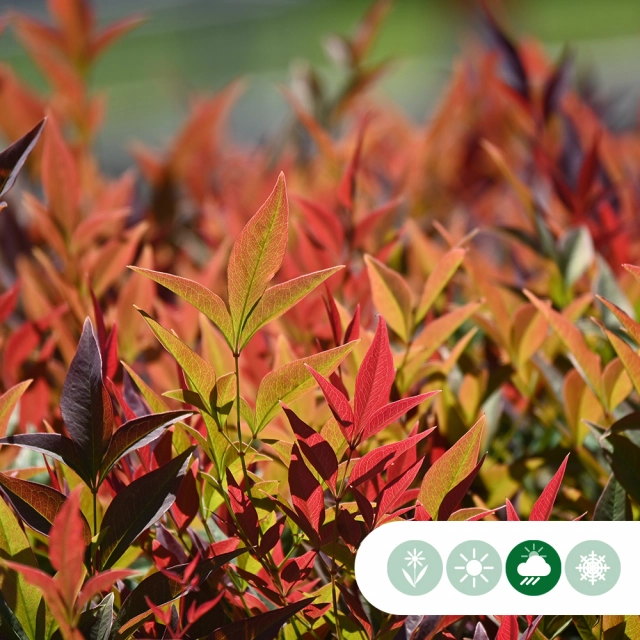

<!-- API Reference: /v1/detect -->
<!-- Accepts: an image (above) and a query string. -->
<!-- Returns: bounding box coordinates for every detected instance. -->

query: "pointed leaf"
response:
[594,475,629,521]
[0,118,45,199]
[0,473,91,543]
[60,318,111,484]
[305,366,354,435]
[365,255,413,342]
[529,454,569,521]
[416,248,465,322]
[138,310,216,406]
[596,295,640,345]
[112,551,245,639]
[76,570,135,611]
[289,444,325,542]
[100,411,192,482]
[240,266,343,348]
[361,392,439,441]
[227,173,289,338]
[602,435,640,505]
[601,326,640,398]
[376,458,423,523]
[226,469,260,547]
[438,453,486,521]
[211,597,314,640]
[99,448,194,569]
[0,381,32,438]
[128,267,233,347]
[505,499,520,521]
[282,405,338,494]
[496,615,519,640]
[254,341,358,433]
[354,317,394,430]
[0,496,42,640]
[418,416,485,518]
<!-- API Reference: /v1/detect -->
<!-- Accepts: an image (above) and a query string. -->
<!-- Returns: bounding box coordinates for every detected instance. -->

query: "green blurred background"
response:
[0,0,638,171]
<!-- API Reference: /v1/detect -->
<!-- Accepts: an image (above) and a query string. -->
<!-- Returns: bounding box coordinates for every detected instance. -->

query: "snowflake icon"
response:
[576,551,610,586]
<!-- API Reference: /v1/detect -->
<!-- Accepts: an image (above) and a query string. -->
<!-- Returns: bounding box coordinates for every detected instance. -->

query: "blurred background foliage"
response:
[0,0,638,172]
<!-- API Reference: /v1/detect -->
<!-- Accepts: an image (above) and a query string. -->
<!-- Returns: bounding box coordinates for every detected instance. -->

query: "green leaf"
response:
[0,474,91,544]
[0,497,42,640]
[558,226,594,287]
[227,173,289,342]
[602,434,640,506]
[121,362,169,413]
[138,309,217,408]
[594,474,630,521]
[364,254,413,342]
[100,410,193,482]
[111,550,245,640]
[416,247,466,323]
[418,416,485,518]
[99,448,194,569]
[254,341,358,434]
[572,616,599,640]
[0,381,32,439]
[240,266,343,349]
[128,267,234,347]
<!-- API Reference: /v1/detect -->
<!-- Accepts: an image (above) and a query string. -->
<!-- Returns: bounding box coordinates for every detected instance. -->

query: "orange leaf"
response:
[416,247,466,322]
[0,380,32,438]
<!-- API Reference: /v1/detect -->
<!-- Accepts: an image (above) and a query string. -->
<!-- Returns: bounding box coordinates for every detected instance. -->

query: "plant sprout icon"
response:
[517,543,551,586]
[403,548,428,588]
[453,547,495,589]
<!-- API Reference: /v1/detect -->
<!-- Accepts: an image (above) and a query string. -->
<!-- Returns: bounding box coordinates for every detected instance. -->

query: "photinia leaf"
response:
[0,473,91,543]
[602,434,640,506]
[496,615,519,640]
[76,570,134,611]
[376,458,423,524]
[364,255,413,342]
[121,362,169,413]
[305,366,354,436]
[211,597,314,640]
[0,380,32,438]
[128,267,234,347]
[254,341,358,433]
[48,488,86,609]
[0,118,45,200]
[282,404,338,494]
[112,550,245,639]
[289,444,325,543]
[529,454,569,521]
[416,247,466,323]
[596,295,640,345]
[99,447,194,569]
[437,453,487,521]
[100,410,193,482]
[227,173,289,342]
[226,469,260,547]
[0,495,42,640]
[594,475,630,522]
[418,416,485,519]
[505,499,520,521]
[600,325,640,398]
[60,318,112,486]
[349,427,435,488]
[240,266,344,348]
[360,391,439,441]
[354,316,395,431]
[138,310,217,407]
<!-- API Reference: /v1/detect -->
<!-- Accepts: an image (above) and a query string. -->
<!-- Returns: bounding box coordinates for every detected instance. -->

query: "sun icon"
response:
[454,547,495,589]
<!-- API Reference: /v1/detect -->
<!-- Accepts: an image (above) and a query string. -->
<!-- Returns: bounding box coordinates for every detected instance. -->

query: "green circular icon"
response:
[446,540,502,595]
[387,540,443,596]
[506,540,561,595]
[565,540,621,595]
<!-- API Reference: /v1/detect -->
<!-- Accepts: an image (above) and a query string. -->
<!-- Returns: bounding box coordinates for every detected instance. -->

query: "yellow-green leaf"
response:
[254,341,358,434]
[418,416,485,518]
[0,380,32,438]
[416,247,465,322]
[364,254,413,342]
[240,266,343,349]
[227,173,289,341]
[128,267,233,347]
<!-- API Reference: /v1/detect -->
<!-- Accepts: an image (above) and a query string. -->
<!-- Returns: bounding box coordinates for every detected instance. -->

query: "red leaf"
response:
[337,117,368,211]
[171,460,200,532]
[259,517,285,556]
[305,366,354,437]
[288,444,325,540]
[505,498,520,521]
[76,568,135,610]
[375,458,422,524]
[324,286,342,345]
[0,281,20,324]
[354,316,394,433]
[281,550,316,588]
[337,508,361,547]
[49,487,86,609]
[349,427,435,488]
[282,404,338,494]
[337,583,372,637]
[352,487,374,530]
[414,502,432,521]
[226,469,260,547]
[496,615,519,640]
[344,304,361,343]
[361,391,439,440]
[529,454,569,521]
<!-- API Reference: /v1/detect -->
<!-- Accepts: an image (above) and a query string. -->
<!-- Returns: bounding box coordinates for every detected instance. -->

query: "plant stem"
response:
[92,489,98,575]
[330,497,343,640]
[233,351,251,499]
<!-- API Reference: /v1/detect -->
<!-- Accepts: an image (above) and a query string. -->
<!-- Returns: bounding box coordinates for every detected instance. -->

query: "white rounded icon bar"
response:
[354,521,639,614]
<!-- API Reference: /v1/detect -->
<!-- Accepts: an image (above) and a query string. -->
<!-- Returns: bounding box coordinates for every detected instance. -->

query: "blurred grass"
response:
[0,0,638,171]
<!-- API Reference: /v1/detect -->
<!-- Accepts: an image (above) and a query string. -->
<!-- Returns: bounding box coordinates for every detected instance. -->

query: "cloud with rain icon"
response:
[517,544,551,586]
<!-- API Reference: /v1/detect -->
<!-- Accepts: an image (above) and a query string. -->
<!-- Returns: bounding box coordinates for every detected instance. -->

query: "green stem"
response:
[330,497,343,640]
[233,351,252,499]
